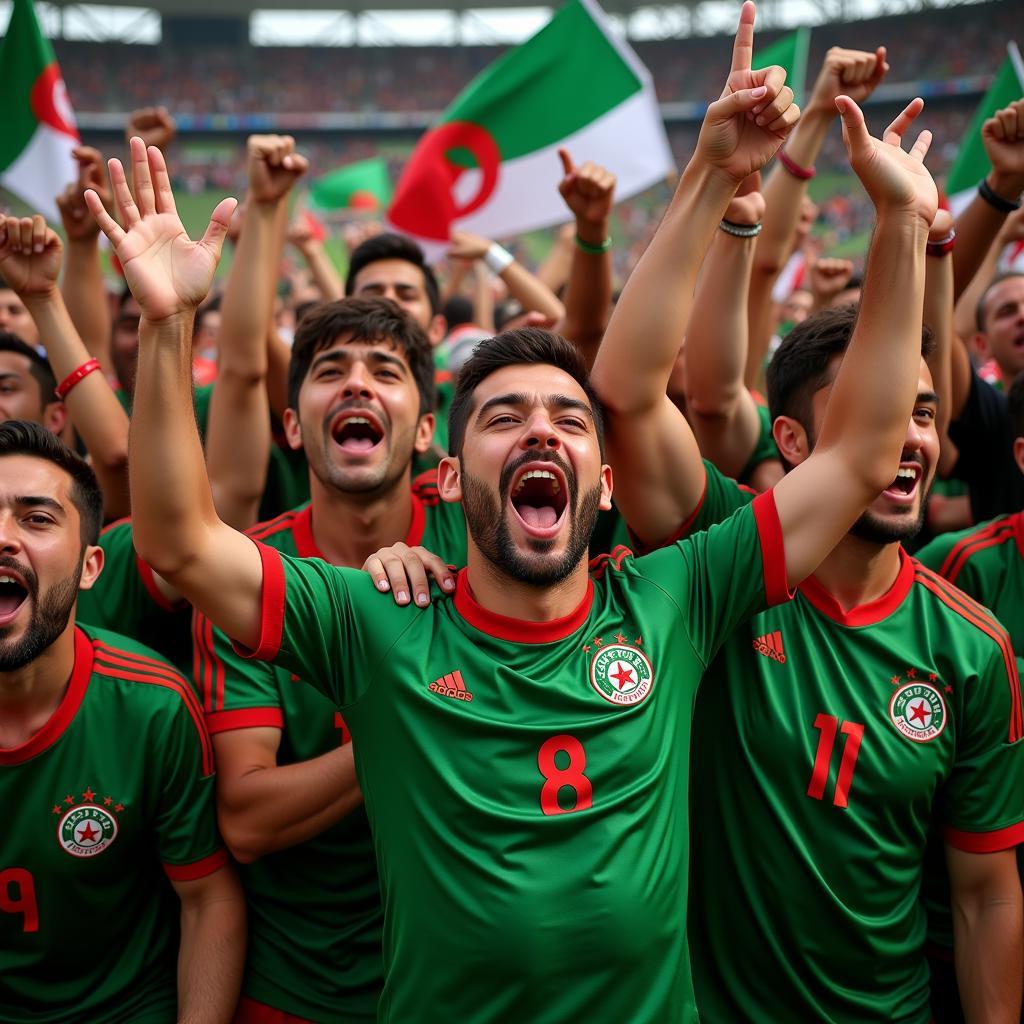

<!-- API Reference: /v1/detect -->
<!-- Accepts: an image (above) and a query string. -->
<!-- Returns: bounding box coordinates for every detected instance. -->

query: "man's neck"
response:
[309,473,415,568]
[807,535,903,612]
[464,550,591,623]
[0,625,77,749]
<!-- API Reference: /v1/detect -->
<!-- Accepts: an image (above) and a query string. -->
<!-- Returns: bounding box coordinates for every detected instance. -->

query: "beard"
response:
[849,496,928,545]
[308,402,410,496]
[461,452,602,586]
[0,557,83,672]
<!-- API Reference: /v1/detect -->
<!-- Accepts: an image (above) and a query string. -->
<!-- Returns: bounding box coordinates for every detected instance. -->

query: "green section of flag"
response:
[439,0,641,162]
[946,53,1024,196]
[309,158,392,210]
[0,0,55,170]
[755,27,810,105]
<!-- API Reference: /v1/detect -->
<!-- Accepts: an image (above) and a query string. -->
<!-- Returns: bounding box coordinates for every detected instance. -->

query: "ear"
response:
[437,455,462,504]
[77,544,105,591]
[414,413,436,455]
[282,407,303,452]
[43,401,68,436]
[970,331,991,361]
[599,463,613,512]
[1014,437,1024,477]
[771,415,810,468]
[428,314,448,347]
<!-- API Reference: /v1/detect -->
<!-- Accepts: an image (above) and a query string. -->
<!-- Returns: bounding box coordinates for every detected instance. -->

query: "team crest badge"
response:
[58,804,118,858]
[889,681,947,743]
[590,642,654,706]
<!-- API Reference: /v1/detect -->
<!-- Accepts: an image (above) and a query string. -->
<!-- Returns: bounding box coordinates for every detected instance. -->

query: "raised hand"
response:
[726,170,765,224]
[807,46,888,116]
[929,208,954,243]
[557,150,616,229]
[697,1,801,183]
[247,134,309,205]
[448,231,492,262]
[996,205,1024,246]
[85,137,237,323]
[982,99,1024,199]
[0,215,62,296]
[837,96,937,226]
[125,106,177,151]
[56,147,112,243]
[808,257,854,308]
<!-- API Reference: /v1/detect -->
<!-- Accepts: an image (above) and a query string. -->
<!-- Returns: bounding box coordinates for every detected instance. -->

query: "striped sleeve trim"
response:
[230,541,286,663]
[913,565,1023,743]
[938,519,1015,584]
[589,545,633,581]
[92,642,216,776]
[752,490,792,608]
[246,509,300,542]
[945,821,1024,853]
[205,708,284,735]
[163,848,229,882]
[193,611,225,715]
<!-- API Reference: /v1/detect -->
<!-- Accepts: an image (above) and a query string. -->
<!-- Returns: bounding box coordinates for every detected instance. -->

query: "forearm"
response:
[535,230,574,292]
[219,743,362,862]
[297,240,343,302]
[177,869,246,1024]
[954,896,1023,1022]
[745,267,778,390]
[470,262,495,334]
[924,248,955,444]
[953,234,1001,341]
[558,219,612,368]
[60,238,112,371]
[265,323,292,422]
[499,261,565,324]
[953,172,1024,299]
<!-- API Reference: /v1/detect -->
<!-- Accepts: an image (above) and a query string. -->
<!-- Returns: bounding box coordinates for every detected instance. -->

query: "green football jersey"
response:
[193,472,467,1022]
[0,625,225,1024]
[917,511,1024,655]
[738,397,781,485]
[231,490,789,1023]
[689,549,1024,1023]
[76,518,193,673]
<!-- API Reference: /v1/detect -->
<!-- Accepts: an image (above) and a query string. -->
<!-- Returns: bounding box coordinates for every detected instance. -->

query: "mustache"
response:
[0,556,36,599]
[498,450,576,503]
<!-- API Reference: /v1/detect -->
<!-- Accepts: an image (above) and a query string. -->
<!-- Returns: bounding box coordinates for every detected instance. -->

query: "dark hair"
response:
[1009,370,1024,441]
[976,271,1024,333]
[0,420,103,544]
[839,275,863,294]
[448,327,604,457]
[767,305,935,433]
[345,232,441,316]
[287,297,436,415]
[443,294,474,330]
[0,333,57,404]
[193,295,222,336]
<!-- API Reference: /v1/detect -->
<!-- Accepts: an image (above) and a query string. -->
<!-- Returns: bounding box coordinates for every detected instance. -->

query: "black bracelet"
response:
[978,178,1022,214]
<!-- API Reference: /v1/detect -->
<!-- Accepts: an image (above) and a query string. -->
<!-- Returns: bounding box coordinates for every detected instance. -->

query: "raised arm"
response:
[207,135,307,530]
[773,97,937,586]
[591,0,799,546]
[287,212,343,301]
[86,139,263,647]
[0,215,131,519]
[922,209,957,472]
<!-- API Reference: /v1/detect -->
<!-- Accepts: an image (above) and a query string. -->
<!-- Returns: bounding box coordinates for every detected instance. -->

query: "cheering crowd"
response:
[3,2,1024,1021]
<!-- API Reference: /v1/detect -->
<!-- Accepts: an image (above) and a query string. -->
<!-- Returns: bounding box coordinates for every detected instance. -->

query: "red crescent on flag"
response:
[388,121,500,242]
[30,64,80,142]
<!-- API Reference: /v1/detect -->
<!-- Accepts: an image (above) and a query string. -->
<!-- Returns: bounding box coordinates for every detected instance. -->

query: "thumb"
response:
[709,84,768,121]
[200,197,238,259]
[558,147,574,177]
[835,95,870,151]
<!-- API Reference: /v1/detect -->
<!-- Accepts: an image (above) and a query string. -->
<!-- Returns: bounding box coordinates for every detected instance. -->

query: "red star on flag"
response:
[909,701,930,725]
[82,787,95,802]
[76,822,100,844]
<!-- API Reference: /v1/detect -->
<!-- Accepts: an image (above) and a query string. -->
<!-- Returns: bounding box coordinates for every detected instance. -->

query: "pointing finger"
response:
[731,0,756,74]
[882,97,924,146]
[558,148,574,176]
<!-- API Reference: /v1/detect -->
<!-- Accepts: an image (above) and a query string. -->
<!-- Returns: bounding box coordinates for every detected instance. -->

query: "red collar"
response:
[453,569,593,643]
[798,547,914,627]
[0,628,93,766]
[293,491,426,560]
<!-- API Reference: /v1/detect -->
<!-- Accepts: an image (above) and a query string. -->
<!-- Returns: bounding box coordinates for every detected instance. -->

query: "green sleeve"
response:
[914,531,959,574]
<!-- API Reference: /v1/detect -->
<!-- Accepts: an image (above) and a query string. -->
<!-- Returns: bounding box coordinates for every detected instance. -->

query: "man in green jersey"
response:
[193,297,464,1024]
[589,54,1023,1024]
[0,420,245,1024]
[93,5,928,1018]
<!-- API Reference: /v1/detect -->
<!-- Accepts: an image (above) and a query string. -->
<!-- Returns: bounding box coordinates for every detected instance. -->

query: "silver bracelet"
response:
[483,243,515,274]
[719,218,763,238]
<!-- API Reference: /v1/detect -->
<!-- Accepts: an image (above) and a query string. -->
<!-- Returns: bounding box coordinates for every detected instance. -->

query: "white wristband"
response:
[483,243,514,275]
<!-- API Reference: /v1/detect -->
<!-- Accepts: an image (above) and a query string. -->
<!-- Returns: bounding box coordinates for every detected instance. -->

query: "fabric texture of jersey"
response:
[686,483,1024,1023]
[193,471,467,1022]
[0,625,225,1024]
[230,489,789,1024]
[738,396,781,485]
[76,518,193,673]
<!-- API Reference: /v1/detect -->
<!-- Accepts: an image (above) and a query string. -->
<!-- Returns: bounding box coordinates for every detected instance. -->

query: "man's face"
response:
[110,295,142,394]
[350,260,437,337]
[979,276,1024,378]
[806,356,939,545]
[194,309,221,354]
[0,456,101,671]
[287,335,433,496]
[0,289,38,346]
[440,363,612,586]
[779,289,812,327]
[0,353,48,424]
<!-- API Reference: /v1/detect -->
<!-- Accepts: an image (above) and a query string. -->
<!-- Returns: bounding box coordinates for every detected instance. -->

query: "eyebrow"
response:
[310,348,408,374]
[476,392,595,423]
[0,373,22,383]
[917,390,940,406]
[14,496,66,515]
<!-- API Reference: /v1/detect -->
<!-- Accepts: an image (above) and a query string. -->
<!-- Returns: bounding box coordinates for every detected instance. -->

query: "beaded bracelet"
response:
[720,219,763,239]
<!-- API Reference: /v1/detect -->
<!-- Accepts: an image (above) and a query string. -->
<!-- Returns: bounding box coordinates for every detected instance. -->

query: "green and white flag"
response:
[310,157,392,212]
[946,43,1024,215]
[0,0,80,221]
[388,0,673,248]
[755,27,810,105]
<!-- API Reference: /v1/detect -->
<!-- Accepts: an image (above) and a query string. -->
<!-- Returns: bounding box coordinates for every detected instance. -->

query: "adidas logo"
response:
[428,670,474,702]
[752,631,786,663]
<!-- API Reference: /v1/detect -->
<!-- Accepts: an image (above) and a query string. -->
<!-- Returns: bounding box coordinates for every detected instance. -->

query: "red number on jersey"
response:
[0,867,38,932]
[807,713,865,809]
[538,735,593,815]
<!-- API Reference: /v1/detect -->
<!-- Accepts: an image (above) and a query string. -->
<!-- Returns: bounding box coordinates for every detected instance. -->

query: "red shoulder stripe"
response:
[92,647,208,726]
[246,510,299,542]
[192,613,225,714]
[589,545,633,580]
[913,567,1023,742]
[163,848,229,882]
[92,640,185,683]
[938,521,1015,584]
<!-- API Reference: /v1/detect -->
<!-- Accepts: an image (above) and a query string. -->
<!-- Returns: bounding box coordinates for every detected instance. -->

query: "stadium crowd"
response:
[3,1,1024,1022]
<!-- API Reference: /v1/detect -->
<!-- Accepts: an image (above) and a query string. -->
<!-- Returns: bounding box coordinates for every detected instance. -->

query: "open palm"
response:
[85,137,236,322]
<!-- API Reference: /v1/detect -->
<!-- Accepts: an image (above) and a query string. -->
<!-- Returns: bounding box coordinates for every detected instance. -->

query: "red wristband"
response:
[926,229,956,257]
[55,358,101,401]
[777,149,816,180]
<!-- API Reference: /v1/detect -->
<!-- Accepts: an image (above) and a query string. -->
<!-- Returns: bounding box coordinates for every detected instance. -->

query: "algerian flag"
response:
[756,28,810,105]
[0,0,79,222]
[388,0,673,249]
[946,43,1024,215]
[310,157,392,212]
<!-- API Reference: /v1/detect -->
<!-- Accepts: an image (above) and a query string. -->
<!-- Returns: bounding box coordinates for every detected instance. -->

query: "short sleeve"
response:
[633,490,790,665]
[232,541,420,707]
[943,648,1024,852]
[738,402,780,486]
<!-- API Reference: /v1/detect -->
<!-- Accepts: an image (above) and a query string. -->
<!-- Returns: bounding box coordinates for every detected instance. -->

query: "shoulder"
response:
[245,505,307,547]
[916,515,1016,582]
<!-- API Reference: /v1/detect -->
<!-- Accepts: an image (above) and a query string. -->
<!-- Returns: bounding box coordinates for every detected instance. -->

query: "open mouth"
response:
[0,573,28,623]
[331,413,384,454]
[882,463,921,502]
[509,466,569,538]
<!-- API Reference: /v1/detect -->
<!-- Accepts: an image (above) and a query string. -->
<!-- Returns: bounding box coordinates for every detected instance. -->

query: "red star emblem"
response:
[929,673,938,682]
[944,685,953,694]
[610,663,636,691]
[103,797,113,806]
[76,822,100,844]
[52,804,61,815]
[634,636,643,647]
[114,804,124,813]
[614,633,627,645]
[593,637,604,648]
[82,787,95,803]
[891,676,901,685]
[64,794,75,805]
[582,645,591,654]
[906,668,916,678]
[909,701,930,725]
